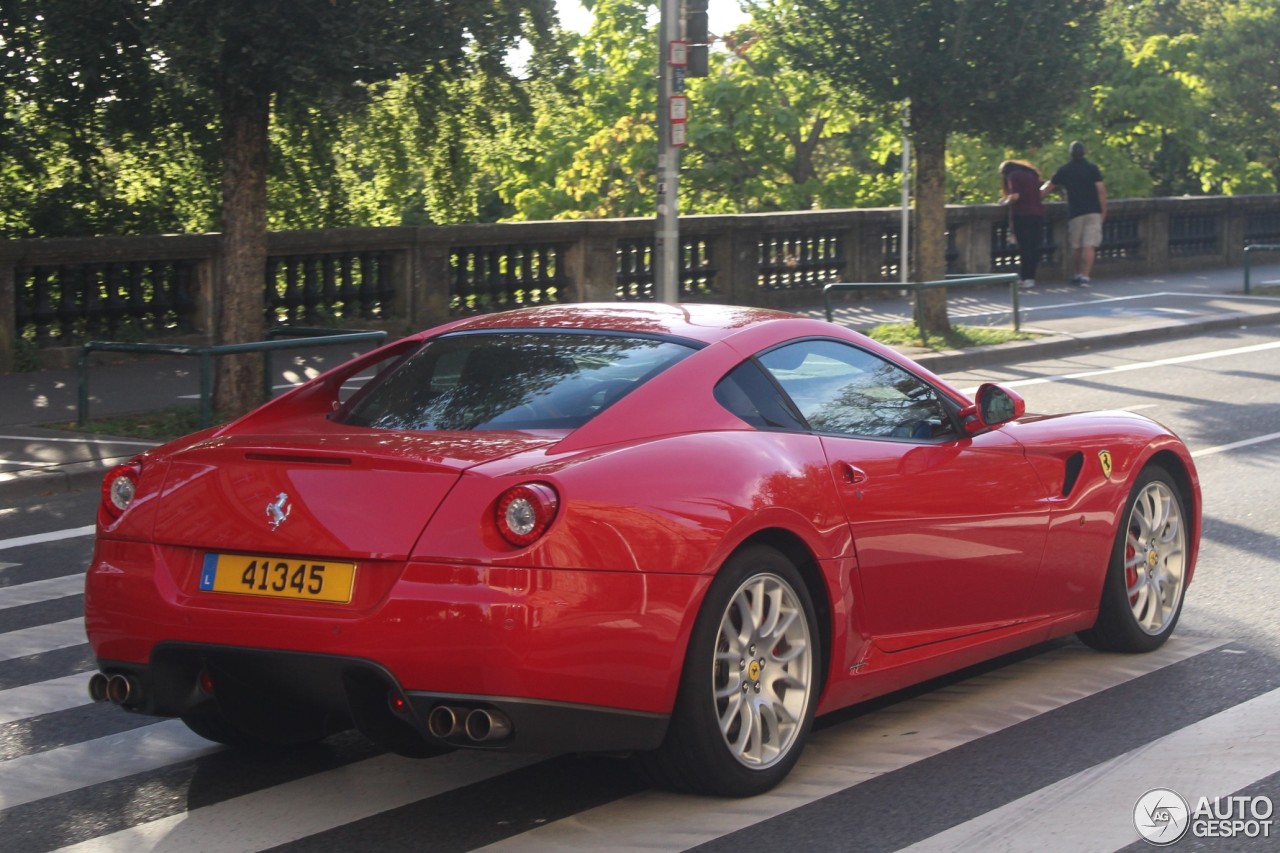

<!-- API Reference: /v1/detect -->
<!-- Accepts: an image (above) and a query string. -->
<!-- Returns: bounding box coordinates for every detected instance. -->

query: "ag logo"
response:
[1134,787,1190,845]
[1099,450,1114,480]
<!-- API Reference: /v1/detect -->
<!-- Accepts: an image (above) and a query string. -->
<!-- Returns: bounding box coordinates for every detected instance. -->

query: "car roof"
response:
[437,303,801,346]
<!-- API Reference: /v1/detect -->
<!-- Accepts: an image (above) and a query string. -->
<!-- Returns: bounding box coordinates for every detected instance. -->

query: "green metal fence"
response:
[1243,244,1280,295]
[78,329,389,429]
[822,273,1023,330]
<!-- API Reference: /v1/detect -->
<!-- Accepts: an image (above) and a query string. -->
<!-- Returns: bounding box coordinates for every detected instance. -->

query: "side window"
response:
[758,339,955,440]
[714,361,807,431]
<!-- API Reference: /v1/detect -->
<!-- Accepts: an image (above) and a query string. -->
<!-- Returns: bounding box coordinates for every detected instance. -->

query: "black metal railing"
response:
[758,232,844,292]
[267,252,395,325]
[15,260,198,346]
[1101,217,1141,261]
[614,237,719,301]
[9,195,1279,365]
[449,243,566,315]
[1169,214,1219,257]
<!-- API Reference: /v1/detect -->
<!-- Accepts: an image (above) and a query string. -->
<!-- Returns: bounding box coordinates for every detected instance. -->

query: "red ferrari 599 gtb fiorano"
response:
[85,303,1200,797]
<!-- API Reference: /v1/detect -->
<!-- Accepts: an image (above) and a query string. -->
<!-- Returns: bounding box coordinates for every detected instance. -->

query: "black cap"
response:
[1070,141,1086,159]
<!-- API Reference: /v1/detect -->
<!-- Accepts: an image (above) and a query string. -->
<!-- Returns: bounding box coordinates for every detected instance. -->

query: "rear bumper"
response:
[94,644,668,755]
[85,537,707,753]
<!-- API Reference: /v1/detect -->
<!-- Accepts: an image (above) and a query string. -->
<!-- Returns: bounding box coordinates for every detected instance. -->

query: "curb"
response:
[0,458,124,502]
[912,308,1280,373]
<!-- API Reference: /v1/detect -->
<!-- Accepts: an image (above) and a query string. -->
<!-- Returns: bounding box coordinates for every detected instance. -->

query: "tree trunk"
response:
[212,84,271,418]
[912,123,951,335]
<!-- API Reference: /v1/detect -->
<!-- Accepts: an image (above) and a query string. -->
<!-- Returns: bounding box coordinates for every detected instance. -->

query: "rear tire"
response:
[1078,465,1189,653]
[637,544,819,797]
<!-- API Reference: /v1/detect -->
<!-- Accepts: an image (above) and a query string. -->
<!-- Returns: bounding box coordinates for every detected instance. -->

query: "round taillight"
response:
[495,483,559,547]
[101,464,141,520]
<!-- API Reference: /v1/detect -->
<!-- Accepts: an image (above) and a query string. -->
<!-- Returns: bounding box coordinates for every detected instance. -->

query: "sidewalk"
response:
[3,264,1279,502]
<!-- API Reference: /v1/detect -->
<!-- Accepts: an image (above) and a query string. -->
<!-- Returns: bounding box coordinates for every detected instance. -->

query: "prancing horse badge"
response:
[1098,450,1113,480]
[266,492,292,531]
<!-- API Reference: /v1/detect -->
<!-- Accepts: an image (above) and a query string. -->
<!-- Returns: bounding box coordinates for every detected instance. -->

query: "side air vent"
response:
[1062,452,1084,496]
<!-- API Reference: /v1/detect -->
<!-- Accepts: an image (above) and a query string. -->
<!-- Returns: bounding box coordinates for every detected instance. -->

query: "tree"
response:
[487,1,902,220]
[1195,0,1280,191]
[682,27,901,213]
[779,0,1104,333]
[5,0,548,413]
[0,0,218,237]
[128,0,550,415]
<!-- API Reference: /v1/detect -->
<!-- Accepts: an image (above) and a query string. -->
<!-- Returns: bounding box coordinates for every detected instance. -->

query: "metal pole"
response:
[199,351,213,428]
[77,343,90,425]
[655,0,682,303]
[901,102,911,287]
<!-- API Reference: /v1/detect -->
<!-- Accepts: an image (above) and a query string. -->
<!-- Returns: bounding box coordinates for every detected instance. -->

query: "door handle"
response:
[835,462,868,485]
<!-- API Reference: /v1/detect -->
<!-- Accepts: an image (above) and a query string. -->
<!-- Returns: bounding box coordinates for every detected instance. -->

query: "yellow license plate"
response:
[199,553,356,603]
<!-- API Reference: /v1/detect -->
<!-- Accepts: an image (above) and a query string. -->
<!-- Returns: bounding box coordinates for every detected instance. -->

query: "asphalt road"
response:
[1,325,1278,852]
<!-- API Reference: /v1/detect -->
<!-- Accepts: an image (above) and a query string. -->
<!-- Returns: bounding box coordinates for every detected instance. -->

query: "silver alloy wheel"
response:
[1124,480,1187,635]
[712,572,814,769]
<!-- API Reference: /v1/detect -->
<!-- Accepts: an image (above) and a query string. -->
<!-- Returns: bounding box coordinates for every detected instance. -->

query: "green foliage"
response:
[3,0,1279,238]
[866,323,1036,351]
[55,406,212,441]
[13,336,41,373]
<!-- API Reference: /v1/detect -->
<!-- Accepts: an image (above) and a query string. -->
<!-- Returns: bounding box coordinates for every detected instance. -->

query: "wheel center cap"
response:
[1147,549,1159,568]
[747,660,762,682]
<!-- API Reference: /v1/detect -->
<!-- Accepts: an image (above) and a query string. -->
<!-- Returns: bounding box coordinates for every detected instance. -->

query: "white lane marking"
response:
[477,636,1227,852]
[0,574,84,610]
[900,683,1280,853]
[0,526,95,552]
[0,618,86,663]
[988,340,1280,391]
[0,435,158,448]
[0,719,221,811]
[54,751,542,851]
[1192,430,1280,459]
[0,460,63,471]
[0,671,95,724]
[949,290,1280,323]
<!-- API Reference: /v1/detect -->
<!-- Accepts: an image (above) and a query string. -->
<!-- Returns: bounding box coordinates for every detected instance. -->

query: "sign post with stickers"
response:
[655,0,683,303]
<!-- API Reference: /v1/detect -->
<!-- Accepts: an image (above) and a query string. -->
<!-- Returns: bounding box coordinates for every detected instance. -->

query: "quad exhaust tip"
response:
[88,673,142,707]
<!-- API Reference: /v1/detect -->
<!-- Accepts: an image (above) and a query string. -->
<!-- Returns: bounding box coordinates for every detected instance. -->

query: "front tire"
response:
[638,544,819,797]
[1078,465,1189,653]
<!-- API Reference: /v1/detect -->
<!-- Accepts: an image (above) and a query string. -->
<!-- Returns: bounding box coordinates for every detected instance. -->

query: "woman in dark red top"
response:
[999,160,1045,287]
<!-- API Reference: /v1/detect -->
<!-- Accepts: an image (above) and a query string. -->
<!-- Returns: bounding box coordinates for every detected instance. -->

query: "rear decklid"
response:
[151,431,556,560]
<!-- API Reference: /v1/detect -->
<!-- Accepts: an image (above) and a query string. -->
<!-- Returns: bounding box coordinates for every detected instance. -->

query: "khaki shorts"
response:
[1068,213,1103,249]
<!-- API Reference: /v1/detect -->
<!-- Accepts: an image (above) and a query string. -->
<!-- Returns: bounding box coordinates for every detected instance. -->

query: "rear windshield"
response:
[339,331,696,431]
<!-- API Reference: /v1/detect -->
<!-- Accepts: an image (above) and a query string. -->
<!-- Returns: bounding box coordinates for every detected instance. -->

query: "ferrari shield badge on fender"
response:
[266,492,292,531]
[1099,450,1114,480]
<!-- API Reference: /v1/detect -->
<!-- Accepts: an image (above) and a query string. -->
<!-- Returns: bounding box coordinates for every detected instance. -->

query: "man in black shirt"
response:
[1042,141,1107,285]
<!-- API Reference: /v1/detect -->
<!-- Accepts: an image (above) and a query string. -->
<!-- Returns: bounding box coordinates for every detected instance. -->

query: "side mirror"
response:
[963,383,1026,433]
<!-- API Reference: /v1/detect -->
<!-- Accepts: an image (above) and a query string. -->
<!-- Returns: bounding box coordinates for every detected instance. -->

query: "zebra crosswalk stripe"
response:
[0,670,95,724]
[0,574,84,610]
[899,684,1280,852]
[53,752,544,852]
[473,636,1227,852]
[0,719,220,810]
[0,618,86,662]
